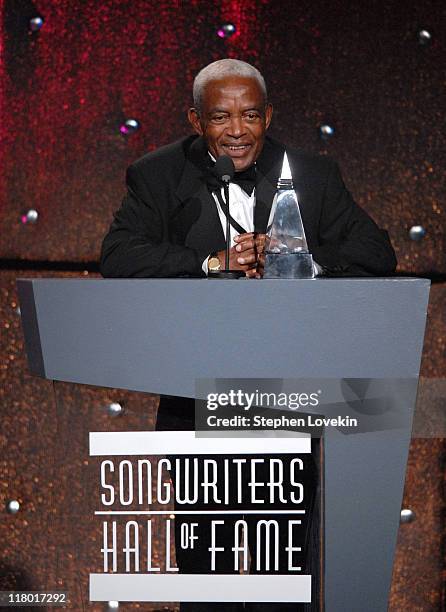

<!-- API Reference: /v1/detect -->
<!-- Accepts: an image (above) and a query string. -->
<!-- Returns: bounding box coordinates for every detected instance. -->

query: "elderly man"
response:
[101,59,396,612]
[101,59,396,280]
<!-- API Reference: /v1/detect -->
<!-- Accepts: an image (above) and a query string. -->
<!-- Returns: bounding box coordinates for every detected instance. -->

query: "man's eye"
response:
[211,115,227,123]
[245,113,260,121]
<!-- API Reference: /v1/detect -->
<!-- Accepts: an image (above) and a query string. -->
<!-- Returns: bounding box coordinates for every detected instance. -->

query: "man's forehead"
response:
[201,76,264,103]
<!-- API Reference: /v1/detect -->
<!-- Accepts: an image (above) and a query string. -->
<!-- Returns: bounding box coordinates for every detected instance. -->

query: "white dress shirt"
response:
[202,182,255,273]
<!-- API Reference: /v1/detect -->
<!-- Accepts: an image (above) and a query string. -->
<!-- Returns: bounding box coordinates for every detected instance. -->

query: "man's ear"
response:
[265,103,273,130]
[188,108,203,135]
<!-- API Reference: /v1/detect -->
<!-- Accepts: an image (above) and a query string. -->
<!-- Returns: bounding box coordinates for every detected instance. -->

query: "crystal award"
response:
[263,152,314,279]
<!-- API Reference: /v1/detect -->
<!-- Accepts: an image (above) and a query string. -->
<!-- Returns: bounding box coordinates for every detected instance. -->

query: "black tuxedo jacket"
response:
[100,135,396,277]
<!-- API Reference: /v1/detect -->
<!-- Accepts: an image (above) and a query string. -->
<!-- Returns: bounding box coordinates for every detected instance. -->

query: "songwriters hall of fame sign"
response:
[88,427,316,604]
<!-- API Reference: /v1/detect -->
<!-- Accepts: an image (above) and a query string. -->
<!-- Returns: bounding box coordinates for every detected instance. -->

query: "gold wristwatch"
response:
[208,252,221,272]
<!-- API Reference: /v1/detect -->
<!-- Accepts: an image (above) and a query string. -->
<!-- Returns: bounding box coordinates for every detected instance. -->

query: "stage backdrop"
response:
[0,1,445,610]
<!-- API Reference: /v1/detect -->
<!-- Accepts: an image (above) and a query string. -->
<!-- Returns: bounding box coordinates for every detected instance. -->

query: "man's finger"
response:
[246,270,258,278]
[237,253,257,265]
[235,239,255,252]
[234,232,255,243]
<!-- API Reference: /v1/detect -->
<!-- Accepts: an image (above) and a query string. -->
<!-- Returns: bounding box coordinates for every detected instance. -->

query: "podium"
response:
[18,277,430,611]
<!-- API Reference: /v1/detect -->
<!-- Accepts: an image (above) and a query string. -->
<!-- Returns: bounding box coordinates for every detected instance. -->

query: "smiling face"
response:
[188,76,273,172]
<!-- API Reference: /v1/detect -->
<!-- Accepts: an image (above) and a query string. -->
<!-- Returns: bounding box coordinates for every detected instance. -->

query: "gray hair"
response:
[193,59,267,111]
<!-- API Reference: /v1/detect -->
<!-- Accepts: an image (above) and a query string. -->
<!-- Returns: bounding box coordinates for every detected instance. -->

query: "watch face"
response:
[208,256,221,271]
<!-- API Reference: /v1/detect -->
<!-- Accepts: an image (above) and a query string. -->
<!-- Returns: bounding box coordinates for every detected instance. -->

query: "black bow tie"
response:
[233,165,257,195]
[205,164,257,196]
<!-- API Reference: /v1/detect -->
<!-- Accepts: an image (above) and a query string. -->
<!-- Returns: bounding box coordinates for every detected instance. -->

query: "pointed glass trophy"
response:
[263,152,314,279]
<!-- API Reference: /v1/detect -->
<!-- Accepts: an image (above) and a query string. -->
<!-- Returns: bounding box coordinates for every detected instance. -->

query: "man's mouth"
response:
[222,144,252,155]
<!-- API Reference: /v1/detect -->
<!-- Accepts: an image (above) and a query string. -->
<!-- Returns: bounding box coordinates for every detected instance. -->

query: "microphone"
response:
[213,155,235,184]
[208,155,244,279]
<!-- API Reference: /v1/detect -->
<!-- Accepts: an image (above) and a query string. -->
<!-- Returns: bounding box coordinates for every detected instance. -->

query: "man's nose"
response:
[227,115,245,137]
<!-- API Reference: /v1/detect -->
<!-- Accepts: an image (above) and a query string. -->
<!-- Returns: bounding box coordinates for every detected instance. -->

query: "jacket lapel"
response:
[254,137,284,233]
[174,137,226,253]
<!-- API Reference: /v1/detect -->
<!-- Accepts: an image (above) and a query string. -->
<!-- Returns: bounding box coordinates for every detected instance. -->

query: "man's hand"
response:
[216,233,266,278]
[255,234,266,278]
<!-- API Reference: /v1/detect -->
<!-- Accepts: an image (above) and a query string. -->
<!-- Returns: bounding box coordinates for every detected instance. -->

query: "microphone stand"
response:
[208,177,245,280]
[224,180,231,270]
